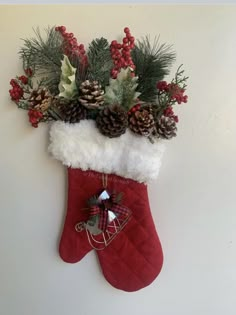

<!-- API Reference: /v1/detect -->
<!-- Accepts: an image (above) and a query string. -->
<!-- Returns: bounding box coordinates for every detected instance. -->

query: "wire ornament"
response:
[75,189,132,250]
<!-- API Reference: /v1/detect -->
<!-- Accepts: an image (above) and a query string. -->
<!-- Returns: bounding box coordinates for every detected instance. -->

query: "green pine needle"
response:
[19,26,64,94]
[132,36,176,102]
[87,37,113,88]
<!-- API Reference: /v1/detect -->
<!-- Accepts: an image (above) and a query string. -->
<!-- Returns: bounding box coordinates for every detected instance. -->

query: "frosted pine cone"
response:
[79,80,104,109]
[155,115,177,139]
[29,88,51,109]
[128,106,155,136]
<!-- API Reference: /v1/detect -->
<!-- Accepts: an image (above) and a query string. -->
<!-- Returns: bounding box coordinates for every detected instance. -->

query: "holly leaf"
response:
[58,55,78,99]
[104,68,141,110]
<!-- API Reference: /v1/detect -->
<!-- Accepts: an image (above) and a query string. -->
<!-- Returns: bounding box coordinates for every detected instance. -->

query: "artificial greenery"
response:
[104,68,140,110]
[58,55,78,99]
[87,38,113,88]
[10,25,188,136]
[132,36,176,102]
[156,64,188,117]
[172,64,188,90]
[19,26,64,94]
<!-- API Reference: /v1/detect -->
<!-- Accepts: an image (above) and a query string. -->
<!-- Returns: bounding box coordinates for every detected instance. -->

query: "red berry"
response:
[124,27,130,33]
[116,51,121,57]
[111,40,118,47]
[19,75,28,84]
[174,116,179,123]
[183,95,188,103]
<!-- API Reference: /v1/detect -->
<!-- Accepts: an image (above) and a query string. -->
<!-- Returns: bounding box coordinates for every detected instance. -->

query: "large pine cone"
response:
[62,100,88,123]
[29,88,51,109]
[96,105,128,138]
[128,106,155,136]
[79,80,104,109]
[155,115,177,139]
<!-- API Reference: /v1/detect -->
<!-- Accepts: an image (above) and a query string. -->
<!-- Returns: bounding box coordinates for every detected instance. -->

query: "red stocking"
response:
[49,120,165,291]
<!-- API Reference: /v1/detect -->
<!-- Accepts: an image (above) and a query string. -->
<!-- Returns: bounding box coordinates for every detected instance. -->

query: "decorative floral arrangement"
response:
[9,25,188,141]
[8,25,190,292]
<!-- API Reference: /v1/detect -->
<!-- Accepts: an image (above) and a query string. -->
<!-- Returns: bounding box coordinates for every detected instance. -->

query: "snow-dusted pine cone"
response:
[128,106,155,136]
[155,115,177,139]
[29,88,51,110]
[96,104,128,138]
[79,80,104,109]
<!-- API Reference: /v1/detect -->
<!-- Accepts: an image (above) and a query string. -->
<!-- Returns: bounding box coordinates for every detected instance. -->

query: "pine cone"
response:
[128,106,155,136]
[155,115,177,139]
[79,80,104,109]
[96,104,128,138]
[29,88,51,109]
[62,100,88,123]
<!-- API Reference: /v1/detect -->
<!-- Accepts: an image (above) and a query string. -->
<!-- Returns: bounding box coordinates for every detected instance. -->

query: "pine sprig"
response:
[132,36,176,102]
[19,26,64,94]
[87,38,113,88]
[172,64,189,89]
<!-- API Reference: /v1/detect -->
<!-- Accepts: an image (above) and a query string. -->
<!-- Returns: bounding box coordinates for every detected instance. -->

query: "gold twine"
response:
[102,174,108,188]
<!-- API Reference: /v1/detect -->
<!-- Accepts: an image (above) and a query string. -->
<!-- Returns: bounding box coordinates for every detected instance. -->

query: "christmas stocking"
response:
[49,119,165,291]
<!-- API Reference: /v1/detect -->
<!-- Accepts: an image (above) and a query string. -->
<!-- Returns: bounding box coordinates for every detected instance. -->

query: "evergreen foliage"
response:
[87,38,113,88]
[19,26,64,94]
[132,36,176,102]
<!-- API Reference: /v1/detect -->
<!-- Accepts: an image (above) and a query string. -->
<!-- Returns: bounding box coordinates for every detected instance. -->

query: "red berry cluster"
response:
[19,75,28,85]
[28,109,43,128]
[110,27,135,79]
[156,81,169,92]
[128,104,141,115]
[55,25,88,66]
[9,79,24,102]
[163,106,179,123]
[168,83,188,104]
[157,81,188,104]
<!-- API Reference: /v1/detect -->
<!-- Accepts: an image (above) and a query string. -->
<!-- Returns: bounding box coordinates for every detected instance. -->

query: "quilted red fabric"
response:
[59,168,163,291]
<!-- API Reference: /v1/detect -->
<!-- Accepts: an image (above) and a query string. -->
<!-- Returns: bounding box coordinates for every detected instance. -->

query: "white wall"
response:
[0,5,235,315]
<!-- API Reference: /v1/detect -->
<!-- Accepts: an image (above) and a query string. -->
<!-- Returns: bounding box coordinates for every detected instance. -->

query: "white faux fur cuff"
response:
[48,120,165,183]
